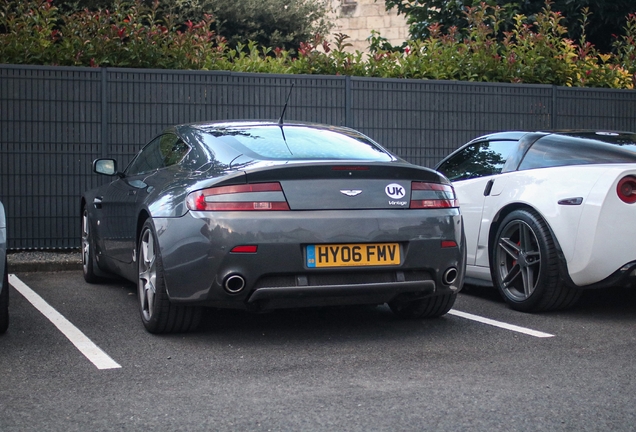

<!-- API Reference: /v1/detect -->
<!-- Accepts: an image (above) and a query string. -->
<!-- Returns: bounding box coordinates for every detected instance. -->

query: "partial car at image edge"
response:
[436,130,636,312]
[82,120,466,333]
[0,200,8,334]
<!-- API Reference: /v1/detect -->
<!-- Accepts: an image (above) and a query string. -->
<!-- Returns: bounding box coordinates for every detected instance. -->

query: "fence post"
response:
[551,85,557,130]
[101,67,108,158]
[345,75,352,128]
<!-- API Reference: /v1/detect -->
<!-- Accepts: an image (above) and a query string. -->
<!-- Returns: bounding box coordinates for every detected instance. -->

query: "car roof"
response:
[175,120,359,135]
[468,130,636,144]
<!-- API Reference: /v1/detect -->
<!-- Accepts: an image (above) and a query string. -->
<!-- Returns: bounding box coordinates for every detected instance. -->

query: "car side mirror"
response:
[93,158,119,176]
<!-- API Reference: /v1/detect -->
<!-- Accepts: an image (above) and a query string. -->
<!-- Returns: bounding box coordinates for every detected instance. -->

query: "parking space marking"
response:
[449,309,555,338]
[9,275,122,370]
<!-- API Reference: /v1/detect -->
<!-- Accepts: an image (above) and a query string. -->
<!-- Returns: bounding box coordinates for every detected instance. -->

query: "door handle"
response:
[483,179,494,196]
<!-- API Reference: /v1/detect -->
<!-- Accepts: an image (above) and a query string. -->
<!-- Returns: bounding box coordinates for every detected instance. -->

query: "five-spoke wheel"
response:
[491,209,581,312]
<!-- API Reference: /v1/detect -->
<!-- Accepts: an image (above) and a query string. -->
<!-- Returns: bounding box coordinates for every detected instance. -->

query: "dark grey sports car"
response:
[81,121,466,333]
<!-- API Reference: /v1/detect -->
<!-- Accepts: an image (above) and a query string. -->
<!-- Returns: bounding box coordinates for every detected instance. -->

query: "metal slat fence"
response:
[1,64,636,249]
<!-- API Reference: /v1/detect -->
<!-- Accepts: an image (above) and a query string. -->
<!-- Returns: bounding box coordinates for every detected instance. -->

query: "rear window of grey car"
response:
[518,134,636,170]
[202,126,393,161]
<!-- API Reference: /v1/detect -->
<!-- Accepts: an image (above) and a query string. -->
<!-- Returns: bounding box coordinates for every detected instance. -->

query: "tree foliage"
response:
[384,0,636,53]
[170,0,332,50]
[51,0,332,51]
[1,0,636,89]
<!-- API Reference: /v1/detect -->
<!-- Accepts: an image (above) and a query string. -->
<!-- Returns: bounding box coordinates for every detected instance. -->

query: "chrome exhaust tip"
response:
[442,267,458,285]
[224,274,246,294]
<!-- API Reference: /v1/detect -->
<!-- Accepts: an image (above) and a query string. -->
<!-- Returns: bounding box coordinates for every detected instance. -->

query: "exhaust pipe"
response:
[442,267,458,286]
[224,274,246,294]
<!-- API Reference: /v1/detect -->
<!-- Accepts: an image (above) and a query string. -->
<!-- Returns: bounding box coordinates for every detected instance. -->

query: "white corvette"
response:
[435,131,636,312]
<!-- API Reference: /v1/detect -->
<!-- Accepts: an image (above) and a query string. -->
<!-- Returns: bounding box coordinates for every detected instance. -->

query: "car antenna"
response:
[278,83,295,125]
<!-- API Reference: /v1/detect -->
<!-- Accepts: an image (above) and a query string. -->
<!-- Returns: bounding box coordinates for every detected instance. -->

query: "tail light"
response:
[186,183,290,211]
[410,182,459,209]
[617,176,636,204]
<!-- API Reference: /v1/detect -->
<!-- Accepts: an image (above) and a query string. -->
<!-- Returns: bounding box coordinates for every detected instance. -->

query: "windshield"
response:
[200,125,393,161]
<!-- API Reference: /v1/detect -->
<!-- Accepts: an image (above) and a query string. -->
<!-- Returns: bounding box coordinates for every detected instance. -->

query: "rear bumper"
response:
[248,278,437,310]
[561,260,636,290]
[155,208,465,310]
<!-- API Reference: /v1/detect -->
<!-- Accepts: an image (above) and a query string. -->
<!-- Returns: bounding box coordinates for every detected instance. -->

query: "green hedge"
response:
[1,0,635,89]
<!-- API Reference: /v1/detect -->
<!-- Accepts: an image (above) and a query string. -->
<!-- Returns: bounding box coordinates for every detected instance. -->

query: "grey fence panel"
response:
[220,73,347,126]
[2,64,636,249]
[104,71,348,169]
[351,78,553,167]
[106,70,233,167]
[554,87,636,131]
[0,66,103,249]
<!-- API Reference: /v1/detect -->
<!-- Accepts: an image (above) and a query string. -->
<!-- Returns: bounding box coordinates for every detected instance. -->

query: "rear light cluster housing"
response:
[186,183,289,211]
[409,181,459,209]
[617,176,636,204]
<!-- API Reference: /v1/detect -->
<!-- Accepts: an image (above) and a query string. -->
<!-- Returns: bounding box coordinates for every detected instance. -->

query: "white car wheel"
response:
[491,209,581,312]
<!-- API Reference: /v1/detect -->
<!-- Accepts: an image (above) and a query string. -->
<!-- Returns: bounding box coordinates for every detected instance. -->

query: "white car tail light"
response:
[617,176,636,204]
[410,182,459,209]
[186,183,290,211]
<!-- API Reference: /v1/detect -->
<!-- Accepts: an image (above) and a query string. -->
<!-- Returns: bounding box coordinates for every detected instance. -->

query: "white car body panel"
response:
[455,164,636,287]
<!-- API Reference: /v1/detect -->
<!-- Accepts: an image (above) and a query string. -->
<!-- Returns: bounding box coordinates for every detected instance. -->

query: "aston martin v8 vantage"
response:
[436,130,636,312]
[82,121,466,333]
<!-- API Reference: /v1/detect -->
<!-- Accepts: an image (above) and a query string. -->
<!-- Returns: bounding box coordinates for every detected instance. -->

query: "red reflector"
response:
[231,245,258,253]
[617,176,636,204]
[441,240,458,248]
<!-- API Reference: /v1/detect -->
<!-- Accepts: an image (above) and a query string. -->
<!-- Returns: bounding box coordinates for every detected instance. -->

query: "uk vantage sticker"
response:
[385,183,408,206]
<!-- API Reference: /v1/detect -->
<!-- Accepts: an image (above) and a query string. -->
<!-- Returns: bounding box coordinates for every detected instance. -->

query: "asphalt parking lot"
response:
[2,270,636,431]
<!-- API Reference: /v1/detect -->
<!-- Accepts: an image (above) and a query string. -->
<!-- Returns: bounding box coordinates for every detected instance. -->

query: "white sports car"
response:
[435,131,636,312]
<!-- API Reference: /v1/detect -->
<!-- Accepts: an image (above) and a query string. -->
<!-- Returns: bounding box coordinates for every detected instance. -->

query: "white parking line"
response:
[448,309,555,338]
[9,275,122,370]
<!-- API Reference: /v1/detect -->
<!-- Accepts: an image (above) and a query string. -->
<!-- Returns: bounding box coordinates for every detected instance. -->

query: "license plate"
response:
[306,243,401,268]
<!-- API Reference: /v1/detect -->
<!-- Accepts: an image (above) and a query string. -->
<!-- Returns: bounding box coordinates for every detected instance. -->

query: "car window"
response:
[437,140,516,181]
[201,125,393,161]
[519,135,636,170]
[126,134,189,176]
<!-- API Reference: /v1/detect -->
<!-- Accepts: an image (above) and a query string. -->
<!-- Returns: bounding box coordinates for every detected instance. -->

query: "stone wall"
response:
[329,0,408,52]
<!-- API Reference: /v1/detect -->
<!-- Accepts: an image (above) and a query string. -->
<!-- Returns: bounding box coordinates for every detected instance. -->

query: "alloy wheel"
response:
[81,210,90,270]
[494,219,541,302]
[138,228,157,322]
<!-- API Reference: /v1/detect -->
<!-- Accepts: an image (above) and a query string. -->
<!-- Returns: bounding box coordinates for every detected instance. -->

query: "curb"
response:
[7,251,83,273]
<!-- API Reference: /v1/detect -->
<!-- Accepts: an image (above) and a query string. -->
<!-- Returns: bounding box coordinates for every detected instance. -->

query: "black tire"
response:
[81,206,101,283]
[389,292,457,319]
[137,220,202,334]
[0,258,9,334]
[490,209,581,312]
